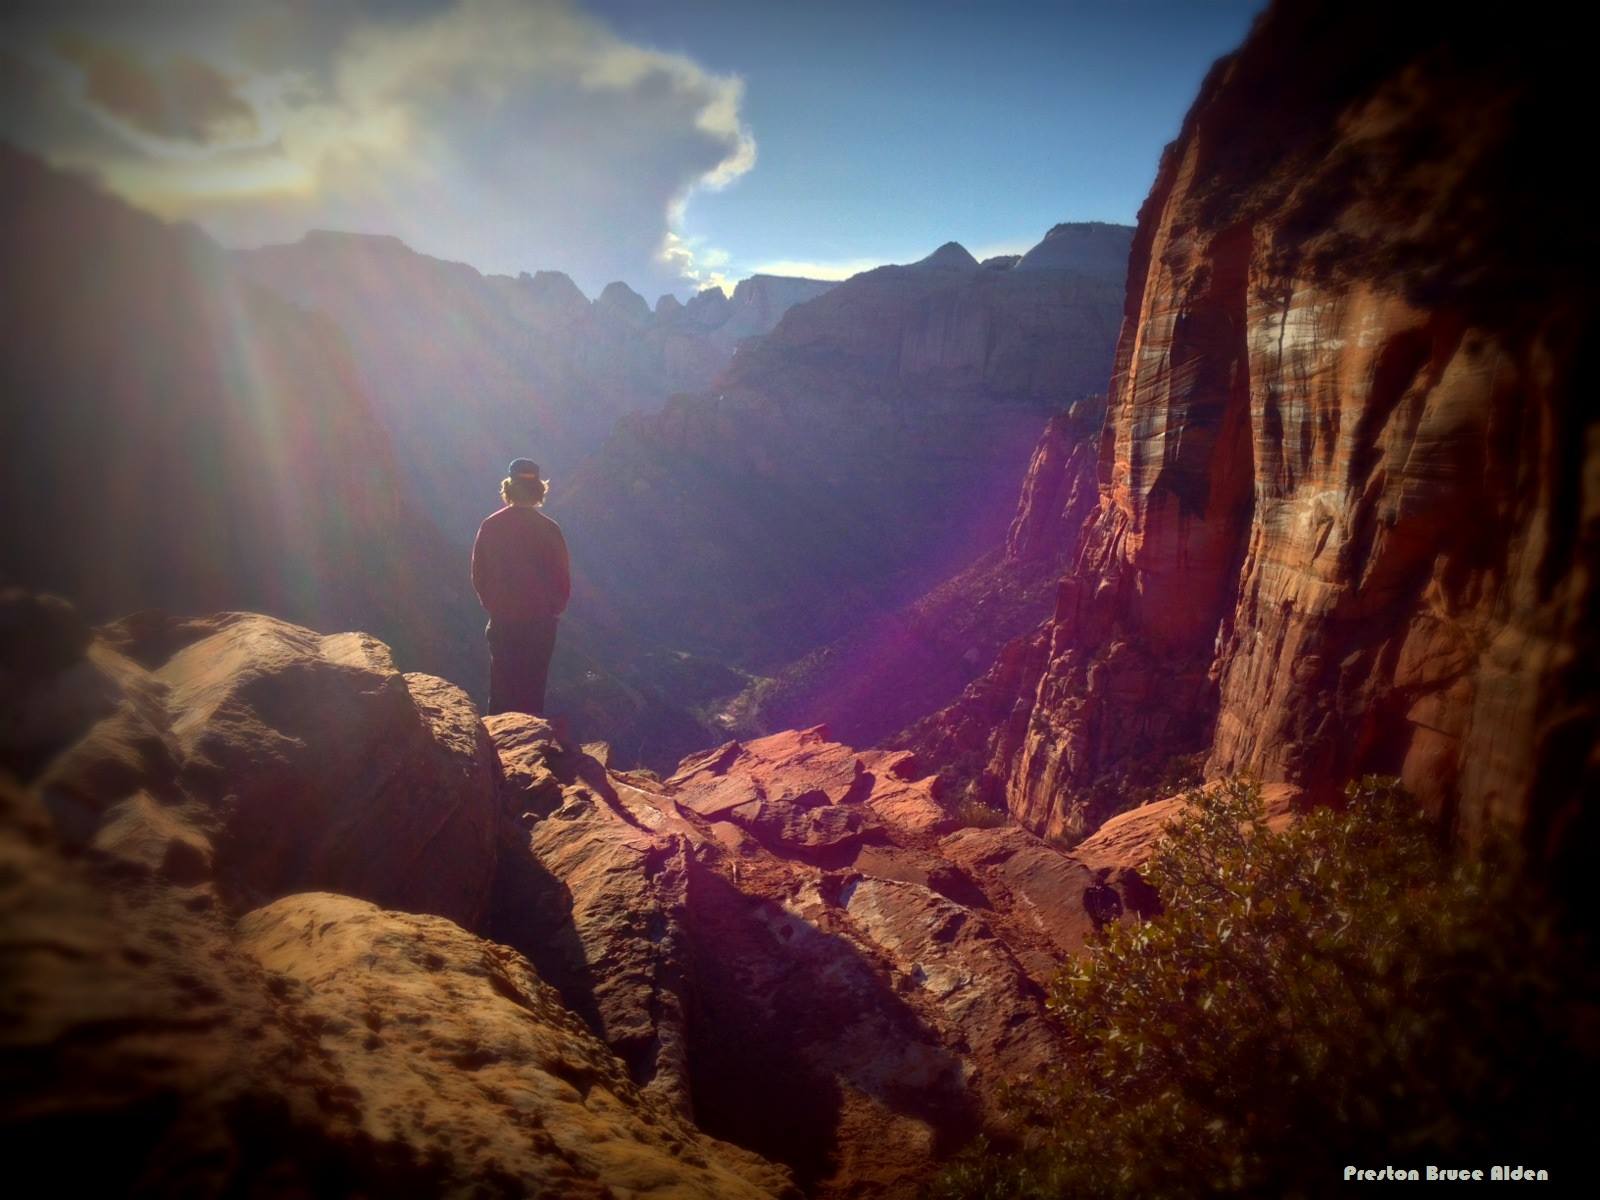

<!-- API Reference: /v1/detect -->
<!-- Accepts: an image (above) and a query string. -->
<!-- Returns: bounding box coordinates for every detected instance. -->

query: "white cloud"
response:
[660,229,734,294]
[969,237,1035,261]
[748,256,889,281]
[0,0,757,294]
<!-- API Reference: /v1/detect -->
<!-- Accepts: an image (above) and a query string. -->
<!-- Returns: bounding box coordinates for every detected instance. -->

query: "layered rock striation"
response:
[911,1,1596,857]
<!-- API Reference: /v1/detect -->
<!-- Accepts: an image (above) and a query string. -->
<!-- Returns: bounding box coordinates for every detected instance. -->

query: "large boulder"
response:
[0,770,793,1198]
[487,712,700,1118]
[1,604,796,1198]
[20,607,500,925]
[239,892,793,1199]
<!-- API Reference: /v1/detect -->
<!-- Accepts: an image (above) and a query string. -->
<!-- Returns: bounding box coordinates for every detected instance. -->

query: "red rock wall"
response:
[918,1,1596,858]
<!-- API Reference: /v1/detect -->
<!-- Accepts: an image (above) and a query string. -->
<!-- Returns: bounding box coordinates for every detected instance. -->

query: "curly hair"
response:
[501,475,548,506]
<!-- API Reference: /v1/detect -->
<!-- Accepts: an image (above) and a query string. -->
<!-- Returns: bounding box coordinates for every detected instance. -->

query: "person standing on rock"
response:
[471,458,570,717]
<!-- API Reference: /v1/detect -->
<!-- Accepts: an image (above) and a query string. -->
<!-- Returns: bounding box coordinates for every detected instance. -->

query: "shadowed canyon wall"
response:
[740,393,1108,749]
[912,1,1596,861]
[238,236,832,545]
[559,230,1130,677]
[0,146,476,677]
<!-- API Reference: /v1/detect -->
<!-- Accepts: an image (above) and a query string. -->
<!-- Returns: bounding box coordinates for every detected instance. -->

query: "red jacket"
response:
[471,505,571,622]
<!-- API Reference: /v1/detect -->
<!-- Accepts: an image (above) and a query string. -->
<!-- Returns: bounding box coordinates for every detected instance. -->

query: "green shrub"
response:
[954,797,1010,829]
[930,777,1597,1199]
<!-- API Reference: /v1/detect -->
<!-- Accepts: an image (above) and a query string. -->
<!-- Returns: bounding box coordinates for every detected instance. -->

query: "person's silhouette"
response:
[471,458,570,718]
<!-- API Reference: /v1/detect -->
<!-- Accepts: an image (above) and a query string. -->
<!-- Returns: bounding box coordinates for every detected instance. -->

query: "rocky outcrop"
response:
[484,718,1145,1198]
[3,602,1148,1197]
[912,1,1596,859]
[559,224,1133,711]
[0,598,792,1197]
[239,892,789,1199]
[15,601,501,924]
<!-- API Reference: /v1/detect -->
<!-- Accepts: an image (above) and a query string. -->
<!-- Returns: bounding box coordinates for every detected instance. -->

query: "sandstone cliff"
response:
[911,1,1596,861]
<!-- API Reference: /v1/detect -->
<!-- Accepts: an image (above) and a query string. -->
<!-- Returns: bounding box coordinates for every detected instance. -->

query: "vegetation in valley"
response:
[1049,752,1206,846]
[952,796,1011,830]
[931,777,1598,1199]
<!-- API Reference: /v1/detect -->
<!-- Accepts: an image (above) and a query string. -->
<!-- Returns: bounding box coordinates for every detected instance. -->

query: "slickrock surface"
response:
[0,599,794,1197]
[238,892,790,1199]
[4,602,1146,1198]
[486,719,1144,1198]
[911,2,1595,861]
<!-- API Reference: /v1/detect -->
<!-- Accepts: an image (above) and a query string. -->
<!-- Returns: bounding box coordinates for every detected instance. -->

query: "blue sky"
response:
[1,0,1266,295]
[590,0,1267,281]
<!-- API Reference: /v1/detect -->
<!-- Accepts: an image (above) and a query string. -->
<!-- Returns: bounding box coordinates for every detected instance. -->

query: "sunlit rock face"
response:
[2,604,1140,1199]
[913,1,1595,857]
[559,224,1132,678]
[486,718,1142,1200]
[0,600,794,1198]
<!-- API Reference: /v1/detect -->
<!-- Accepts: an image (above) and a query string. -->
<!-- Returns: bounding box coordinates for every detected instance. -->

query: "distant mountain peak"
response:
[299,229,411,254]
[1014,222,1134,281]
[1040,219,1127,238]
[596,280,651,323]
[520,269,589,312]
[915,242,980,270]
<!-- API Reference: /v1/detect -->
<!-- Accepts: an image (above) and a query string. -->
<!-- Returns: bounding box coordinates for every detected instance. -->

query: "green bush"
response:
[954,797,1010,829]
[931,777,1597,1199]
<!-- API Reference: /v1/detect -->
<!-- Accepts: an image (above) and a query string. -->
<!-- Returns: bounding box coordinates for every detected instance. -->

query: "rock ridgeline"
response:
[910,0,1596,858]
[558,223,1133,691]
[740,391,1109,749]
[237,234,832,541]
[1,596,1151,1198]
[0,146,475,679]
[0,148,833,765]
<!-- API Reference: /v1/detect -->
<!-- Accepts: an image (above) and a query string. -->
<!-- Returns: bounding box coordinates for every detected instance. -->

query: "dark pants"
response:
[486,616,559,716]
